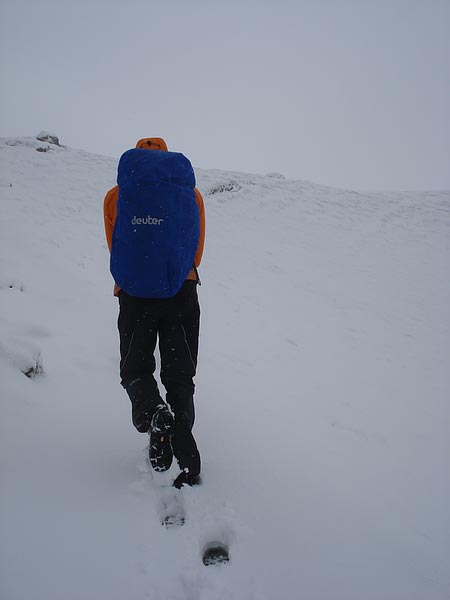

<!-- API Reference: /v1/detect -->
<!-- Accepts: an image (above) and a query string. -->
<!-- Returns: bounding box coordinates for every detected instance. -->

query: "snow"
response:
[1,136,449,600]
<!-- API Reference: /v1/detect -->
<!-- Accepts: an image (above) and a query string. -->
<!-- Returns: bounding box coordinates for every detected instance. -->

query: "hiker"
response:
[103,137,205,488]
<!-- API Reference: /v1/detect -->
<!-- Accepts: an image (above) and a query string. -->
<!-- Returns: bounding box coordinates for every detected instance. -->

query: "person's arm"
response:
[194,187,205,267]
[103,186,118,252]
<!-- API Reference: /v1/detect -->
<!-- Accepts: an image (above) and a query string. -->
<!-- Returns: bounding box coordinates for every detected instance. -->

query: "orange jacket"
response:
[103,137,205,296]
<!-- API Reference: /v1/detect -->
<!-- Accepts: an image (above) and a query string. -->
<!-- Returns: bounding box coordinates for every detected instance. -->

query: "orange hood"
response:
[135,137,168,151]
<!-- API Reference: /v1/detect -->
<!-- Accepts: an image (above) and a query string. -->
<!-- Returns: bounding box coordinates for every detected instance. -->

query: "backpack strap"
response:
[193,264,201,286]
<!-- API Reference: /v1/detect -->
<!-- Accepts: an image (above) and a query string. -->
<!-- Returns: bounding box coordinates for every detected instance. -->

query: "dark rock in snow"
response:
[36,131,60,146]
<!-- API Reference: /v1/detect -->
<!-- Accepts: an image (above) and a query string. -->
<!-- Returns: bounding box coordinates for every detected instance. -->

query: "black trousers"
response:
[118,280,201,475]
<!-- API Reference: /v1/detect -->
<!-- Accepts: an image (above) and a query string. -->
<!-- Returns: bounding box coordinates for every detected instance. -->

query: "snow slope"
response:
[1,136,449,600]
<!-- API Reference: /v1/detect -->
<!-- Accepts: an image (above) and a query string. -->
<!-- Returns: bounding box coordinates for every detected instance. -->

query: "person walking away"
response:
[103,137,205,488]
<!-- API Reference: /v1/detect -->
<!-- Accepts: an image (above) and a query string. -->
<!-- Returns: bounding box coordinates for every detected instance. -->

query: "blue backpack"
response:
[110,148,200,298]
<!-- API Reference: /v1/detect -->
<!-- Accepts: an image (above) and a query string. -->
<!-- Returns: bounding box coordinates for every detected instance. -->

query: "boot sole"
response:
[149,409,174,472]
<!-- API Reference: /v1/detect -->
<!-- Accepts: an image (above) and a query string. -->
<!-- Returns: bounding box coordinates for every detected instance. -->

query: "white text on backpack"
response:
[131,216,164,225]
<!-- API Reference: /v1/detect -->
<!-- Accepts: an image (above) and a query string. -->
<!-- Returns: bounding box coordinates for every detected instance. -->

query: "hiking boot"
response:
[173,469,202,489]
[149,405,174,472]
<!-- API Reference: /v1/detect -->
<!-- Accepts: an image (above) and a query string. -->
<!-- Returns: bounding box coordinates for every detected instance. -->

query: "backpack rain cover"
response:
[110,148,200,298]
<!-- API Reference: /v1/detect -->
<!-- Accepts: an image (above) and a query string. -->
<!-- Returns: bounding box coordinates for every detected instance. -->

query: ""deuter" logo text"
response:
[131,216,164,225]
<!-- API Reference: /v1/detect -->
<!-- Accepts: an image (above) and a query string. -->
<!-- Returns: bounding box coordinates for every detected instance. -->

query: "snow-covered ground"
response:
[1,136,449,600]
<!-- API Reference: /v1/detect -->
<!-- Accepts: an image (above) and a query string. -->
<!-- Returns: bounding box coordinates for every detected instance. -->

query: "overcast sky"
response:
[1,0,449,190]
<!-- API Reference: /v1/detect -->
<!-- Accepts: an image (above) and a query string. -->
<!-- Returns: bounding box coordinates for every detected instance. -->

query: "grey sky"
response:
[1,0,449,190]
